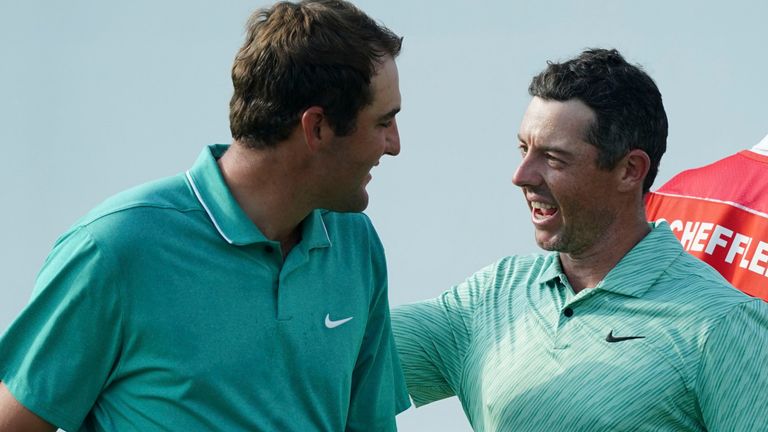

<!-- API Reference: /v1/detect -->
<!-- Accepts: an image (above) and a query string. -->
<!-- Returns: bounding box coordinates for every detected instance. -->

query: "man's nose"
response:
[512,155,538,188]
[385,119,400,156]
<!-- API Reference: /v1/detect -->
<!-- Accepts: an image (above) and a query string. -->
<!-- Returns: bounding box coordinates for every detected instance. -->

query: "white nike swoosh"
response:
[325,314,354,329]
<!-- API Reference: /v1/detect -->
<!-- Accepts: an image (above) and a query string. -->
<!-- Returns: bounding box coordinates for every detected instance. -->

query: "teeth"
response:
[531,201,556,210]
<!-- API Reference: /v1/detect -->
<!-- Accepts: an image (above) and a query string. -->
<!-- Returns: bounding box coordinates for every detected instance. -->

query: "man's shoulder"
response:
[319,210,372,226]
[654,250,755,312]
[493,253,554,281]
[653,151,756,198]
[658,153,738,186]
[497,252,552,266]
[318,211,377,239]
[456,253,553,297]
[69,173,201,239]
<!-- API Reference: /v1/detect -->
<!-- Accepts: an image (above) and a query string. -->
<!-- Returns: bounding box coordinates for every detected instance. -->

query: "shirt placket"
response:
[552,278,600,349]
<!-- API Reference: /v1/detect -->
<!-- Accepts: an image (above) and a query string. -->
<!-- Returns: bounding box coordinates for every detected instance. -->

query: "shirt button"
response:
[264,245,274,253]
[563,307,574,317]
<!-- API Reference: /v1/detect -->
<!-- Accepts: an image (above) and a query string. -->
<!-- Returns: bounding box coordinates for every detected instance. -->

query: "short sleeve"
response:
[392,263,495,407]
[345,219,410,432]
[0,227,124,431]
[696,299,768,430]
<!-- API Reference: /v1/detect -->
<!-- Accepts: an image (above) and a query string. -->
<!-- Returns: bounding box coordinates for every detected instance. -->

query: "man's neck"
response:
[217,141,312,256]
[559,218,650,294]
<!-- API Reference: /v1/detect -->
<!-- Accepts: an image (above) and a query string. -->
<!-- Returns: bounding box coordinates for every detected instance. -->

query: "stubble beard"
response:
[327,185,369,213]
[537,208,616,257]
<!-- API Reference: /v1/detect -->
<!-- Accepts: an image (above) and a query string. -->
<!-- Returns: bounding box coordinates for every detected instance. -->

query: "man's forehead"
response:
[366,57,400,114]
[520,98,594,139]
[525,97,593,122]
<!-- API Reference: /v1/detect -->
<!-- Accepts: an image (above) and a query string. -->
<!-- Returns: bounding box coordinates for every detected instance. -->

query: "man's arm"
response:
[0,227,124,430]
[697,299,768,430]
[392,295,465,406]
[345,218,410,432]
[0,383,56,432]
[345,292,410,432]
[391,261,498,408]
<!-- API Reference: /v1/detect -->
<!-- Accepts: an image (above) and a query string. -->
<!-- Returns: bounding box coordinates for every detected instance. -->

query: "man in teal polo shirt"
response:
[0,1,409,430]
[393,48,768,431]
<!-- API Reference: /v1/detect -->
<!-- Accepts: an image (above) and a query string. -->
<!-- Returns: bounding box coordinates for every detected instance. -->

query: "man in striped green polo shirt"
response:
[0,1,409,430]
[393,48,768,431]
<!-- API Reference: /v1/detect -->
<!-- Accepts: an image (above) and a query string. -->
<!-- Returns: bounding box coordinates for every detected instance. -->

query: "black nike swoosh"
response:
[606,330,645,343]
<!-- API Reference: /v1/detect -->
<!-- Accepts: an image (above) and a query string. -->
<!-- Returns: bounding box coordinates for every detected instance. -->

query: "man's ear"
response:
[300,106,327,152]
[616,149,650,193]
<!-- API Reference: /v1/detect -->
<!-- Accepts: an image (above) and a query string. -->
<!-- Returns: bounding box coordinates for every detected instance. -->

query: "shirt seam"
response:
[692,298,758,397]
[80,225,128,399]
[650,191,768,219]
[656,251,719,392]
[79,204,205,229]
[0,227,125,430]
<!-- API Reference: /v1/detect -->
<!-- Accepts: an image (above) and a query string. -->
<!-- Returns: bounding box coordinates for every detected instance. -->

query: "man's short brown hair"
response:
[229,0,402,148]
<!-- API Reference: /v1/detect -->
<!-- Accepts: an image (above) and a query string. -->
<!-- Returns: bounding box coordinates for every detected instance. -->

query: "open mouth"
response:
[531,201,558,222]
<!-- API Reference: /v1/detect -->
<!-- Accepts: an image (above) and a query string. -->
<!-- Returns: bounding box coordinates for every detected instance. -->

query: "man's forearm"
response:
[0,382,57,432]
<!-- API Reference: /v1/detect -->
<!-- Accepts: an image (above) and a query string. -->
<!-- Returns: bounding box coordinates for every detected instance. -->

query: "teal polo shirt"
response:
[393,223,768,431]
[0,145,409,431]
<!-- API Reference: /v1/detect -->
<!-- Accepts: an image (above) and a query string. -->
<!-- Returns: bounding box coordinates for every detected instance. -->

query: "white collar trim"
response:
[185,170,234,244]
[750,133,768,156]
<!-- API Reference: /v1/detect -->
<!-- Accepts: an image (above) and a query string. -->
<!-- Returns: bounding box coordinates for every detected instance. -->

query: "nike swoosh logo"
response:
[606,330,645,343]
[325,314,354,329]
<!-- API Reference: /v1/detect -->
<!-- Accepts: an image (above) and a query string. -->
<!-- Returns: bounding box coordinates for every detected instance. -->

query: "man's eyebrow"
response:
[516,134,575,157]
[542,145,574,158]
[377,107,400,122]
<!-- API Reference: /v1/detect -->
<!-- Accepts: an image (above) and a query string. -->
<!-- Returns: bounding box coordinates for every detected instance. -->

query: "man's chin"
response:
[536,241,558,252]
[326,192,369,213]
[534,231,563,252]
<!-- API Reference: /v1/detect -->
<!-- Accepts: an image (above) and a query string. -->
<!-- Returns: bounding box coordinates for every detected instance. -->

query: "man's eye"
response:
[518,145,528,156]
[545,153,563,165]
[380,120,393,128]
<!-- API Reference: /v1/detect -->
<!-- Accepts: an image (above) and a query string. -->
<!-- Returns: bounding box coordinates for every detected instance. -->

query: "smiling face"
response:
[513,97,624,256]
[319,56,401,212]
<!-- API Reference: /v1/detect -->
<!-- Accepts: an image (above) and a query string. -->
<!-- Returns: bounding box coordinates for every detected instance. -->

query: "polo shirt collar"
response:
[537,254,566,286]
[301,209,333,250]
[185,144,331,249]
[536,222,683,297]
[596,222,682,297]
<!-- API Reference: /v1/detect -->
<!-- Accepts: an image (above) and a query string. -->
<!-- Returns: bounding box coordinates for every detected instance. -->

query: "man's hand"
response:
[0,382,56,432]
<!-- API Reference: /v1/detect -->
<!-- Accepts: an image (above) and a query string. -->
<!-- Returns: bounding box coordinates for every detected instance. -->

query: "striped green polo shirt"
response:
[0,145,409,431]
[393,223,768,431]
